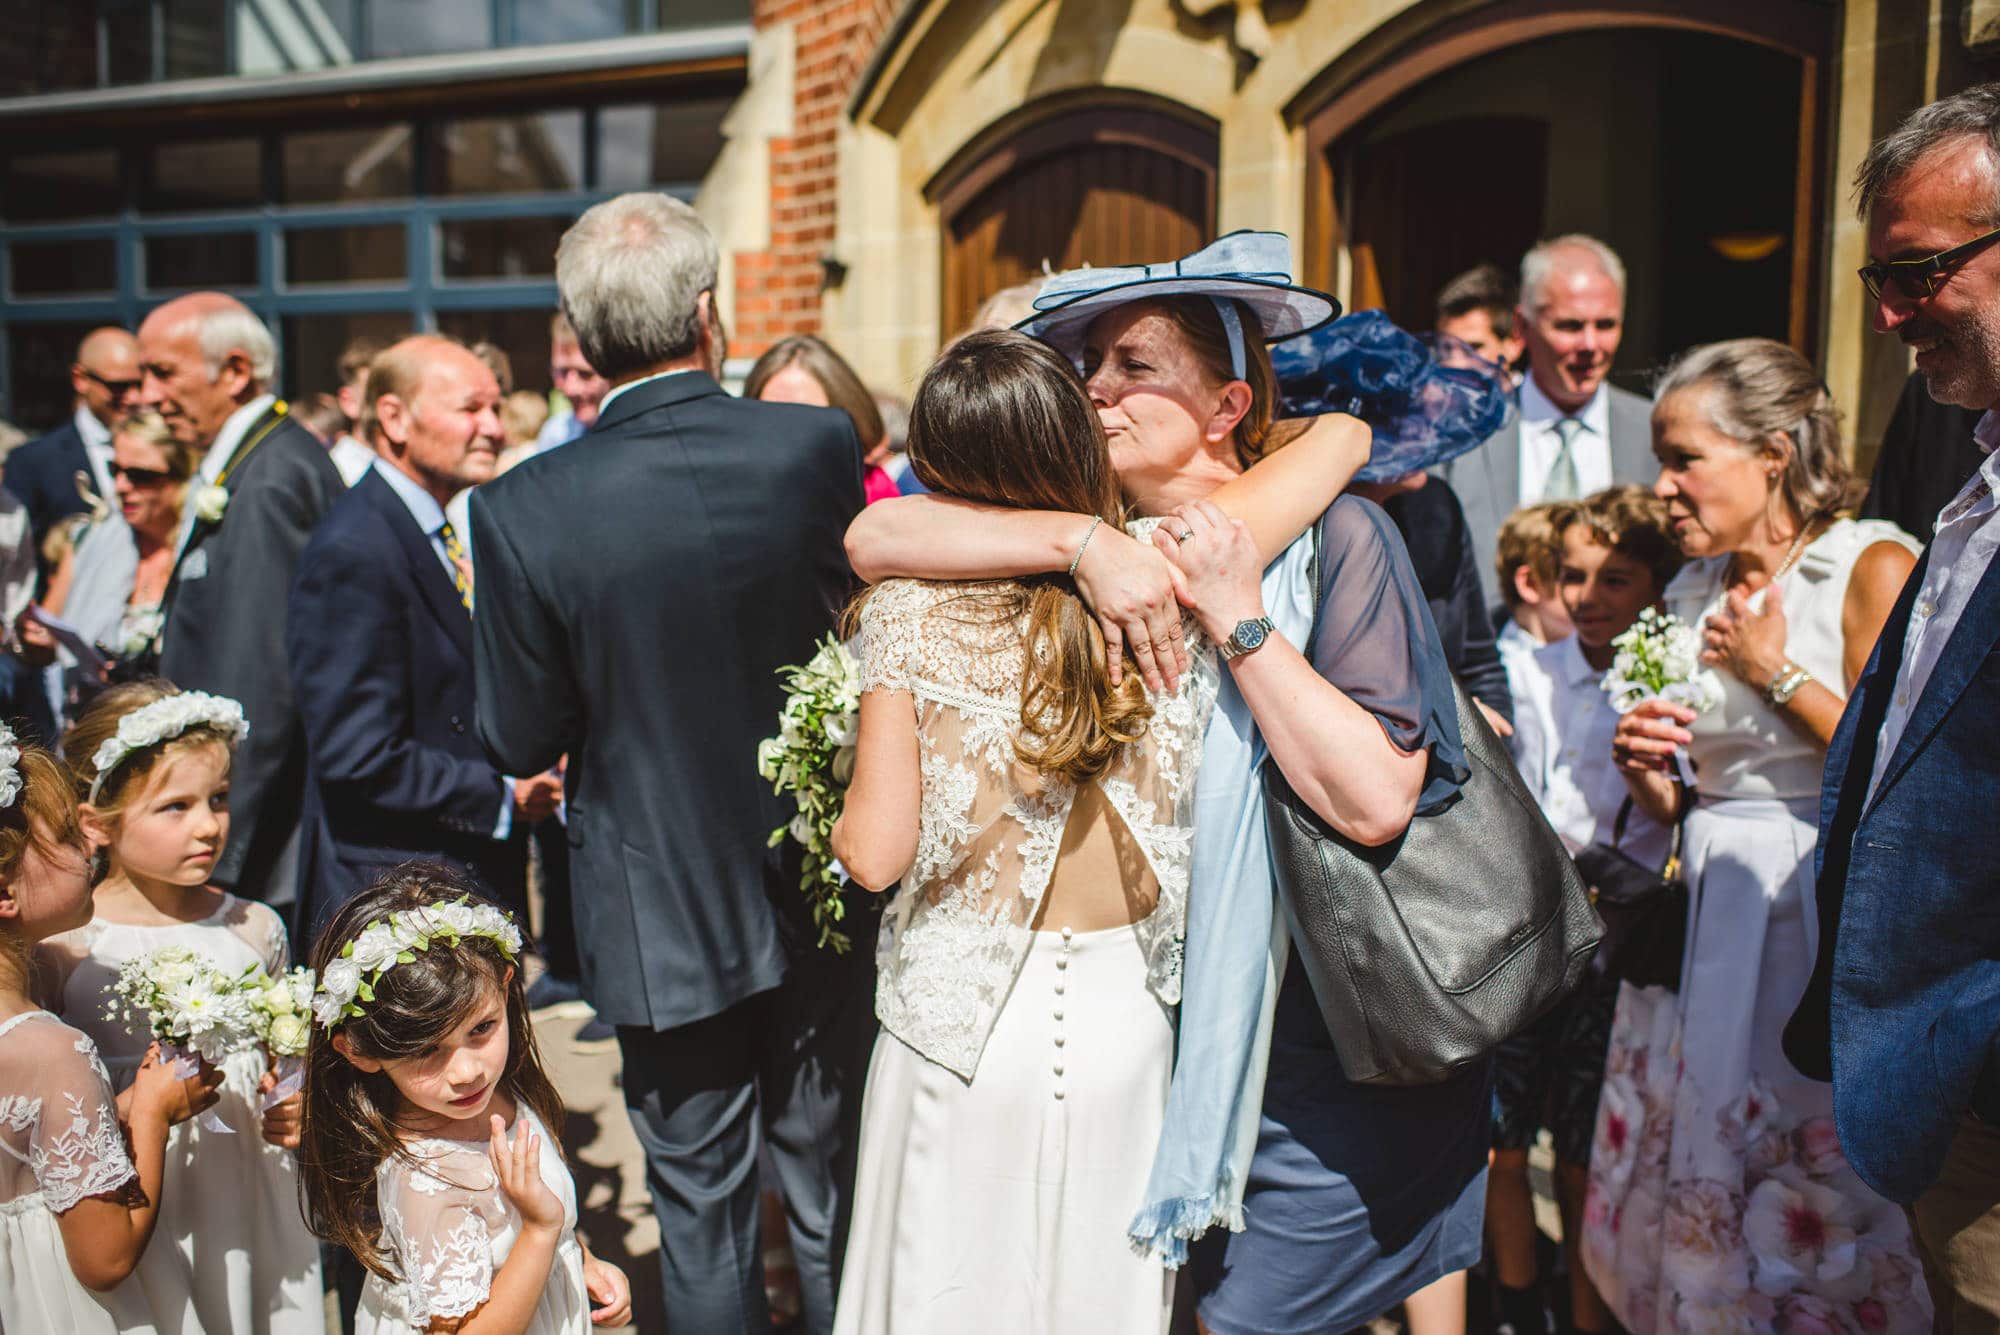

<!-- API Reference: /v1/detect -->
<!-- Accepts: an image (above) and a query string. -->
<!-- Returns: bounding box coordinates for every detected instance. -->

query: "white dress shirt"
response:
[329,434,375,487]
[1869,411,2000,802]
[171,393,275,563]
[72,405,116,502]
[1524,634,1672,870]
[1498,619,1554,797]
[370,459,514,840]
[1517,377,1614,507]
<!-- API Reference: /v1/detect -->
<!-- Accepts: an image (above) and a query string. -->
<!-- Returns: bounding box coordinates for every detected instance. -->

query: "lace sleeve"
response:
[379,1145,503,1325]
[10,1018,137,1214]
[854,579,938,694]
[1310,496,1469,812]
[228,896,291,973]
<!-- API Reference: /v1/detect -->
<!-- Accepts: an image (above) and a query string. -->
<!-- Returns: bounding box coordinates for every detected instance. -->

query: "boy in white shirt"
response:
[1488,487,1681,1335]
[1493,503,1577,804]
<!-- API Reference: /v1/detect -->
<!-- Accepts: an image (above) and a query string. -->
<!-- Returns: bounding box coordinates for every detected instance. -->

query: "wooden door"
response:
[936,107,1217,337]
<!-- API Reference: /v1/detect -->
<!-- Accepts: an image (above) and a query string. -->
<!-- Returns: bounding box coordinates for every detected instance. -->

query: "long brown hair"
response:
[891,329,1152,783]
[298,865,566,1281]
[744,334,887,451]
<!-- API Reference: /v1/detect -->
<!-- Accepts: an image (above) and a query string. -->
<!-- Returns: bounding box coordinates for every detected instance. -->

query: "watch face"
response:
[1233,619,1268,652]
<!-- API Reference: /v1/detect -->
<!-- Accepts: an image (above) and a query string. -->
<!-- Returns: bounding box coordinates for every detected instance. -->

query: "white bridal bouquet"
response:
[1601,607,1724,716]
[246,965,315,1059]
[757,633,861,954]
[109,945,262,1066]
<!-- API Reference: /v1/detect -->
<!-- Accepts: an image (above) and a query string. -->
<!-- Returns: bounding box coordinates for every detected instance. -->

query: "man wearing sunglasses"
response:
[2,326,140,547]
[1787,84,2000,1332]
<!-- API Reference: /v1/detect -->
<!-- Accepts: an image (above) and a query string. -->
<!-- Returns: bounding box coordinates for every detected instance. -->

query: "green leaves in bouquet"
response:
[759,633,863,953]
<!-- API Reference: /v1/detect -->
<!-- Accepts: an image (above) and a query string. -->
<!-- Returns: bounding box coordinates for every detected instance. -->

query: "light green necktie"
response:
[1544,417,1584,500]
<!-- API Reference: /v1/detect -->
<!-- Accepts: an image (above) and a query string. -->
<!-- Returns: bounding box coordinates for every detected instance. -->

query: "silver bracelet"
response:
[1765,663,1812,706]
[1067,516,1103,579]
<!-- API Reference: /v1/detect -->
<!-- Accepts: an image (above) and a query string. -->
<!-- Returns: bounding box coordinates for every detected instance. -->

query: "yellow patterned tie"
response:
[439,522,474,613]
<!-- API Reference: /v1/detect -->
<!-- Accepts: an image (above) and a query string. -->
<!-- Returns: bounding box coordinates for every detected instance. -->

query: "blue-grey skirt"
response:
[1189,958,1492,1335]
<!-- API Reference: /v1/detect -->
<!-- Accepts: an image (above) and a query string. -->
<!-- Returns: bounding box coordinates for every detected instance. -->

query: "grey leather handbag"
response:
[1260,528,1603,1086]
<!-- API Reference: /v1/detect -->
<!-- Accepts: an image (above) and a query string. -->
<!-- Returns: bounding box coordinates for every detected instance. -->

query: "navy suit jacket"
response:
[472,370,863,1031]
[287,469,523,943]
[1785,544,2000,1203]
[3,420,97,544]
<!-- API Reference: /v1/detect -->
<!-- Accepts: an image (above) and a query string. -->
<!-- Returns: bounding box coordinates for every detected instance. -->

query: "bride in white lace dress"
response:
[829,330,1358,1334]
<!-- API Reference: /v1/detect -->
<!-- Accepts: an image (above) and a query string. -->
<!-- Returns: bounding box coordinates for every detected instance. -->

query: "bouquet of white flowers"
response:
[757,633,861,954]
[244,965,315,1111]
[1601,608,1724,716]
[109,945,262,1066]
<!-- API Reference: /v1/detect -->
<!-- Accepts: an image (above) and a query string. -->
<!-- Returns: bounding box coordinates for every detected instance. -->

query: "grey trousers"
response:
[618,938,874,1335]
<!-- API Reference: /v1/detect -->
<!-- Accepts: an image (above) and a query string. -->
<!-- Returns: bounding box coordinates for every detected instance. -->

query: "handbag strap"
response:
[1609,785,1692,877]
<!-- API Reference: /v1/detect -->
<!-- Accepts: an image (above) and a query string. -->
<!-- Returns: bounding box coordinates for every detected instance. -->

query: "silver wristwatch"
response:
[1219,616,1277,660]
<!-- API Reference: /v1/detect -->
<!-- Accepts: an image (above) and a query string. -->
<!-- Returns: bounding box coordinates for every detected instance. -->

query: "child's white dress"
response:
[0,1009,160,1334]
[358,1103,591,1334]
[42,894,324,1335]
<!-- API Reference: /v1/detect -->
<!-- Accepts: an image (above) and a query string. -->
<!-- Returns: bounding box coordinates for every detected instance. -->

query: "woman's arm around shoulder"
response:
[1203,414,1370,563]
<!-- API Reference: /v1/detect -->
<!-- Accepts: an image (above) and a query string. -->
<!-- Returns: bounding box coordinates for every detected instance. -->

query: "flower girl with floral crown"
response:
[0,723,225,1332]
[300,866,630,1334]
[37,678,324,1333]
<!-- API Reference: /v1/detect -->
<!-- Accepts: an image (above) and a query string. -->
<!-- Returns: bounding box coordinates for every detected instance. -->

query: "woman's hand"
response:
[119,1043,224,1128]
[1155,500,1266,645]
[489,1115,564,1235]
[583,1249,633,1326]
[1073,525,1189,692]
[257,1072,303,1150]
[1703,584,1790,690]
[1612,699,1697,776]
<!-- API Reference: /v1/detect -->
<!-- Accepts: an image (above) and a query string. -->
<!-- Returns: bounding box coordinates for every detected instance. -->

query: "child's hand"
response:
[123,1043,223,1128]
[583,1250,632,1326]
[488,1114,563,1235]
[257,1073,302,1149]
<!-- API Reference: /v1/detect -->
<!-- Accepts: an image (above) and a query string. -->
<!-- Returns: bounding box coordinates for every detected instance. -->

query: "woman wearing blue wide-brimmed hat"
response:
[843,233,1491,1335]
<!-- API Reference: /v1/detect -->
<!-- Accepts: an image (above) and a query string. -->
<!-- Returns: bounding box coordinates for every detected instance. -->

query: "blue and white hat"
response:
[1015,230,1340,379]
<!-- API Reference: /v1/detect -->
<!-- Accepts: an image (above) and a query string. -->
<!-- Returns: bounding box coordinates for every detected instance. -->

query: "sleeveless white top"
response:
[1666,517,1920,802]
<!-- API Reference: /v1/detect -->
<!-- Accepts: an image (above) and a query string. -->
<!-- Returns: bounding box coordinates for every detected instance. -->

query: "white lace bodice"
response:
[854,544,1218,1079]
[366,1105,581,1328]
[41,892,288,1080]
[0,1010,136,1217]
[1669,517,1921,801]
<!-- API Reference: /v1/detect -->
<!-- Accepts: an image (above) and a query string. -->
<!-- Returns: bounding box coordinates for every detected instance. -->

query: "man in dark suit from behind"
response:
[1784,86,2000,1330]
[5,326,141,546]
[289,335,558,943]
[144,292,345,908]
[473,192,868,1334]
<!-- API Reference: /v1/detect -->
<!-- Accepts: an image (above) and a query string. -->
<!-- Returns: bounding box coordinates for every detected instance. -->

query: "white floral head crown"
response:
[89,691,250,804]
[312,897,524,1028]
[0,723,21,811]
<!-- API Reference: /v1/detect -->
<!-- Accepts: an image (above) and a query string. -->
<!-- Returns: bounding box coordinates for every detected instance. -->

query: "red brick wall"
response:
[735,0,901,357]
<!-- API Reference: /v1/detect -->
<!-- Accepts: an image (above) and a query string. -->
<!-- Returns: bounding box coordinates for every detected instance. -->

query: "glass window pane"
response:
[363,0,493,59]
[107,0,156,86]
[432,112,585,196]
[0,7,96,96]
[285,225,405,285]
[513,0,644,45]
[163,0,228,80]
[440,217,566,280]
[9,239,119,297]
[142,139,263,212]
[3,150,123,222]
[280,124,415,204]
[144,233,259,290]
[435,309,555,396]
[598,96,734,189]
[7,322,101,435]
[282,311,414,405]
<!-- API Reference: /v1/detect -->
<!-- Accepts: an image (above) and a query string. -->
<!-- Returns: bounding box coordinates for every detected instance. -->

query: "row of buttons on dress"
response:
[1052,926,1071,1102]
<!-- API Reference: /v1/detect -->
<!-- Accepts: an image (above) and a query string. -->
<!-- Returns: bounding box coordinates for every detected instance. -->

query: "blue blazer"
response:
[2,420,96,544]
[287,469,523,943]
[1786,545,2000,1203]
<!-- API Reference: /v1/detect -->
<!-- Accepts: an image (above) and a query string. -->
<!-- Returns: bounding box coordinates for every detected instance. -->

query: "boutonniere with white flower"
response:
[192,484,231,524]
[757,633,862,954]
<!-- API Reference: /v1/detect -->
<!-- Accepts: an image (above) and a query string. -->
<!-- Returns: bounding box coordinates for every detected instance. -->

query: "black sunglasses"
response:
[111,463,173,486]
[79,367,143,398]
[1858,225,2000,302]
